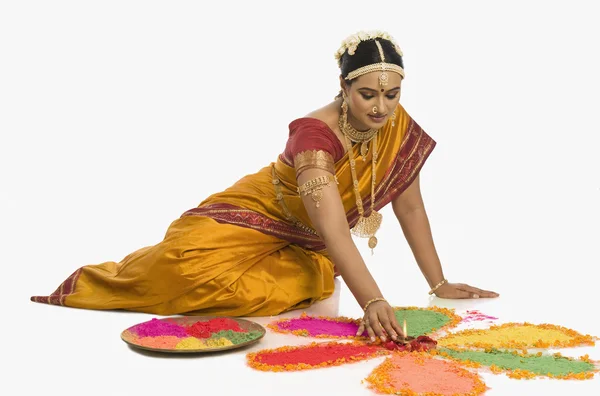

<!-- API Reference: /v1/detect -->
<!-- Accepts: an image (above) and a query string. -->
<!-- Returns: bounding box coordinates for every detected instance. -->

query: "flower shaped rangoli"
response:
[246,307,599,395]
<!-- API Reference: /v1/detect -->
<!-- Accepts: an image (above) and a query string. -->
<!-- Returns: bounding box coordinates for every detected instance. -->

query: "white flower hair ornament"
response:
[335,30,404,64]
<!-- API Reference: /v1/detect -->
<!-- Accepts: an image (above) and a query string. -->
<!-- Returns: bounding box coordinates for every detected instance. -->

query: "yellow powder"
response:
[205,337,234,347]
[438,324,575,349]
[175,337,208,350]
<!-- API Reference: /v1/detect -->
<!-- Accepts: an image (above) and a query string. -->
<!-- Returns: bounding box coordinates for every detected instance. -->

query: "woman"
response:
[31,30,498,343]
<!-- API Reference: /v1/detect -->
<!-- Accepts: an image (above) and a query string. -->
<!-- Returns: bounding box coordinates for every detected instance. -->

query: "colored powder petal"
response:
[437,323,596,349]
[211,330,262,345]
[205,337,234,348]
[130,318,188,338]
[247,342,387,371]
[394,308,453,336]
[176,337,208,350]
[136,336,181,349]
[366,353,487,395]
[273,317,359,337]
[440,348,598,379]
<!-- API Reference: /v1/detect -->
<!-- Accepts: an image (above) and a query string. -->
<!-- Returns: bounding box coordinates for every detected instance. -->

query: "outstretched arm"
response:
[391,175,498,299]
[297,165,405,342]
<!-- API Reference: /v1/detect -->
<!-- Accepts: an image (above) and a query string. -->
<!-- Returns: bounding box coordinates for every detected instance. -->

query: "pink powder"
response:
[130,318,188,338]
[461,310,498,323]
[276,317,360,337]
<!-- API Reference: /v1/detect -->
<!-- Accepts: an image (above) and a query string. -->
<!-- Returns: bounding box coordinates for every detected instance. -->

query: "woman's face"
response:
[343,71,402,131]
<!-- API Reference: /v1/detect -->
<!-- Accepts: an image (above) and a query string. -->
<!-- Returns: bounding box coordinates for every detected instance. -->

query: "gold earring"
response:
[391,110,396,127]
[341,98,349,124]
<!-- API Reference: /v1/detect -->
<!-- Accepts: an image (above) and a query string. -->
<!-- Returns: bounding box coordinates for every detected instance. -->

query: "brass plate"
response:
[121,316,266,353]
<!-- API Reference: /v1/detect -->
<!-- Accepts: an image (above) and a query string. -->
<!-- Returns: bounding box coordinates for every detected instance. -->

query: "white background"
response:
[1,0,599,395]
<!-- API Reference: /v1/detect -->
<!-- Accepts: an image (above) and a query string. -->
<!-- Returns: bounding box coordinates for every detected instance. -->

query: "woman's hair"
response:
[336,38,404,98]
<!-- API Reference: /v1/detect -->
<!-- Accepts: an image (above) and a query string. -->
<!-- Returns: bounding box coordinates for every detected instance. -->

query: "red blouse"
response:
[281,118,345,167]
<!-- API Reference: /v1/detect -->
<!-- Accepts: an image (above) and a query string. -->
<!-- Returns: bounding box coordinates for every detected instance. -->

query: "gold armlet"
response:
[294,150,335,177]
[297,175,338,208]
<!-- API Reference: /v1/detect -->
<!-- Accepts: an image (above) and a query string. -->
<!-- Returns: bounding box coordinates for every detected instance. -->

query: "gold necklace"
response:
[342,126,383,251]
[339,101,378,158]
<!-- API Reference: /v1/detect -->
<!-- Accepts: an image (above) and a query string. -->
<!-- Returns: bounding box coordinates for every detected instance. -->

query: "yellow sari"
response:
[30,104,435,316]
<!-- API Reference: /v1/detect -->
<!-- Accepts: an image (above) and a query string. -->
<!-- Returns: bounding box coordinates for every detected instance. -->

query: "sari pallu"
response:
[30,104,435,316]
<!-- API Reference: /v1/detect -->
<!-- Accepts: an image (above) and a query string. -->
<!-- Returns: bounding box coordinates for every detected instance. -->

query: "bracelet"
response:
[362,297,387,312]
[428,278,448,295]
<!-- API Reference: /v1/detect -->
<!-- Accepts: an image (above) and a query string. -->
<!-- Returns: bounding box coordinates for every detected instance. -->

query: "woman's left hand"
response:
[434,282,499,299]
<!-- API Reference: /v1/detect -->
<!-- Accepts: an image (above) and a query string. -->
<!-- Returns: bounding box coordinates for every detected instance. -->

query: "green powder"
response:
[210,330,263,345]
[394,309,451,336]
[440,348,596,376]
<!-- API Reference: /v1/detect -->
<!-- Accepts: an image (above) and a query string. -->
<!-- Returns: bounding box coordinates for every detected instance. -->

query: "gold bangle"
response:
[362,297,387,312]
[429,279,448,295]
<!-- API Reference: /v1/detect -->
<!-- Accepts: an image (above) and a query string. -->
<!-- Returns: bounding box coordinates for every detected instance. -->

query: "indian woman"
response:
[31,30,498,343]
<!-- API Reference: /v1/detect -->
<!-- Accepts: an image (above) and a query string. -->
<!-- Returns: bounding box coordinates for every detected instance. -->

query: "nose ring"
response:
[373,106,378,114]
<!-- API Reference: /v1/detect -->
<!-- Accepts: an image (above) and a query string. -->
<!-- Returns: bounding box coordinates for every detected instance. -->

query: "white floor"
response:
[8,237,600,396]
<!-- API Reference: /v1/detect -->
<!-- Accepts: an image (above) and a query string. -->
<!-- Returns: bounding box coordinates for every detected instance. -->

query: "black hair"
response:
[336,38,404,98]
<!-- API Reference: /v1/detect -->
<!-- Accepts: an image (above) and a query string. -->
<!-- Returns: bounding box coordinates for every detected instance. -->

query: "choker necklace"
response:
[339,100,378,158]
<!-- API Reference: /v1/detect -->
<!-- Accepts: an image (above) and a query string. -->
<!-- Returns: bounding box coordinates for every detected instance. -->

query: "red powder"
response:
[383,335,437,352]
[186,318,246,338]
[187,322,212,338]
[256,343,382,366]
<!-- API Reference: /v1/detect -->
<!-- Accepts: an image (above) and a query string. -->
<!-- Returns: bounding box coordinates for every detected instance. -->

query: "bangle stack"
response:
[362,297,387,312]
[428,278,448,295]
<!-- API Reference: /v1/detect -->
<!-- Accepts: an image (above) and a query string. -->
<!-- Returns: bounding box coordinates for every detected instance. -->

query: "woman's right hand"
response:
[356,300,405,343]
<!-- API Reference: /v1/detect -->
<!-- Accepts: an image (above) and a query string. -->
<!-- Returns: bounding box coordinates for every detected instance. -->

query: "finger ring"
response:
[364,318,370,326]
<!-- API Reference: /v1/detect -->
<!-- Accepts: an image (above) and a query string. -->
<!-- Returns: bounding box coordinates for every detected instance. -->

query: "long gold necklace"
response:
[341,122,383,250]
[339,101,378,158]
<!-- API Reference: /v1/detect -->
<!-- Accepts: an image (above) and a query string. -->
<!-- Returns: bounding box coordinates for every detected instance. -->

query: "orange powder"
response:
[136,336,181,349]
[367,353,486,395]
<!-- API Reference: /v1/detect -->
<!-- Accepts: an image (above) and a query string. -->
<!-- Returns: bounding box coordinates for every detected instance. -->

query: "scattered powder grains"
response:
[131,318,188,338]
[439,348,598,379]
[247,342,387,371]
[438,323,596,349]
[269,314,360,338]
[461,310,498,323]
[366,353,486,395]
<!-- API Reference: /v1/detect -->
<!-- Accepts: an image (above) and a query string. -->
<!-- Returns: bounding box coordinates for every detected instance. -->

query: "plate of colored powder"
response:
[121,316,266,353]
